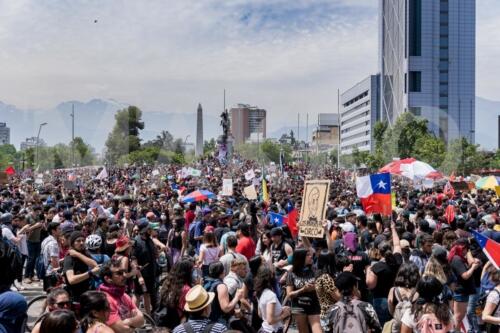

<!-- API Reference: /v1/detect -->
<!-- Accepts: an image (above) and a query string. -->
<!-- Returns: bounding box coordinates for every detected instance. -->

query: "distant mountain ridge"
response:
[0,96,498,153]
[0,99,221,153]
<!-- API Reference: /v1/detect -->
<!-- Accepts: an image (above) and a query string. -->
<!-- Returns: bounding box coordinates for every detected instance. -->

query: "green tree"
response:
[143,130,174,150]
[414,135,446,168]
[203,138,216,155]
[105,106,145,164]
[352,148,370,168]
[441,138,483,176]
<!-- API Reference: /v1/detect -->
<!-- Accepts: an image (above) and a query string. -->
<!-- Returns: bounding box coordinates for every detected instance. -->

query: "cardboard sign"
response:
[299,180,330,238]
[495,186,500,198]
[243,185,258,200]
[222,179,233,196]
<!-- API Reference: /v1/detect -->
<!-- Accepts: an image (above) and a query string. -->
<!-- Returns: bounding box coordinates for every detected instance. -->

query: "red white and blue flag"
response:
[356,173,392,216]
[268,210,298,239]
[472,231,500,269]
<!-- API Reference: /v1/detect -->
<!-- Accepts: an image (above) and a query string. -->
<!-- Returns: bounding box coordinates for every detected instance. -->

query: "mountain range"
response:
[0,96,499,153]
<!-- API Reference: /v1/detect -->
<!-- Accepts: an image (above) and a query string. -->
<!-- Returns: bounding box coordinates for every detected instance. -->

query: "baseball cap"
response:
[340,222,355,233]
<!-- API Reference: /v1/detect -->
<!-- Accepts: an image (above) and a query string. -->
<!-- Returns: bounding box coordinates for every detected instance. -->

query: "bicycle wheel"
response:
[26,295,47,332]
[135,312,157,333]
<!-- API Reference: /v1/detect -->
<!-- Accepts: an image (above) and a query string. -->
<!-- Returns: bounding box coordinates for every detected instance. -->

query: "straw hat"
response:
[183,285,215,312]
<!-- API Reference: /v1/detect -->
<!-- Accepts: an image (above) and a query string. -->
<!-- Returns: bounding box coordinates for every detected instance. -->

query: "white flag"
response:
[96,167,108,180]
[244,169,256,181]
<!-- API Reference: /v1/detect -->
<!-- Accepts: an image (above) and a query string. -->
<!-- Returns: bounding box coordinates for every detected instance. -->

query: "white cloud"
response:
[0,0,498,134]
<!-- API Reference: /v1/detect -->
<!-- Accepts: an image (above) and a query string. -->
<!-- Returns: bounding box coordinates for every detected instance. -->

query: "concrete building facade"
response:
[230,104,266,145]
[340,75,380,155]
[0,123,10,145]
[380,0,475,143]
[312,114,340,150]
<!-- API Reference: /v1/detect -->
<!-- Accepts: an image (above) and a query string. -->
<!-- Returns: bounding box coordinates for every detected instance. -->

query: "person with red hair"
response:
[448,238,482,331]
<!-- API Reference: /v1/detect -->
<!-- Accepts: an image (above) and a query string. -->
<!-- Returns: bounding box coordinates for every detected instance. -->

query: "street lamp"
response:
[36,122,47,169]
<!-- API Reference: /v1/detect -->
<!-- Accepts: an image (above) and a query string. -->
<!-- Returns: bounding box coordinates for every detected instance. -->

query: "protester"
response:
[79,291,114,333]
[32,288,71,333]
[172,285,227,333]
[99,260,145,333]
[39,309,79,333]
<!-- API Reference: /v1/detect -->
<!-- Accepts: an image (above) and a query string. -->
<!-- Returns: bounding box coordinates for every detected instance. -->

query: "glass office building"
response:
[380,0,475,143]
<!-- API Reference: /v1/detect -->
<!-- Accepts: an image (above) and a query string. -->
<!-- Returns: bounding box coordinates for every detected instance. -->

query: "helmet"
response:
[85,234,102,251]
[0,213,13,224]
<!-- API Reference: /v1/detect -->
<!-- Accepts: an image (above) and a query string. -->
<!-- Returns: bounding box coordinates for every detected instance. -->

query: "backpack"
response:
[331,298,368,333]
[391,288,413,333]
[477,288,500,315]
[416,313,453,333]
[0,237,23,286]
[90,254,107,290]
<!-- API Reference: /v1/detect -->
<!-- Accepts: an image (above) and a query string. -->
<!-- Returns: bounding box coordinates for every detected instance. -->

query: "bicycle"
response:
[25,294,48,332]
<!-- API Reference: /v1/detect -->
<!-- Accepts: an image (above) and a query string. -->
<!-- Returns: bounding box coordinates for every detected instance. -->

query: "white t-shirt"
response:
[1,226,15,242]
[199,244,220,265]
[16,232,28,256]
[258,288,283,333]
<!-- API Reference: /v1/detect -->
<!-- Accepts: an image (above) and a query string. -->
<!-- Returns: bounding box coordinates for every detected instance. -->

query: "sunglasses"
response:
[54,301,71,308]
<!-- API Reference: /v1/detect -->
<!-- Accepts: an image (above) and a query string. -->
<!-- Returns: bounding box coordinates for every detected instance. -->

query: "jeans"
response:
[25,241,41,279]
[467,287,481,332]
[372,297,390,327]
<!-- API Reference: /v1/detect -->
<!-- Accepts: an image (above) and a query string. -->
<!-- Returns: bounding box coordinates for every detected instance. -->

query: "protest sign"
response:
[222,179,233,196]
[495,186,500,198]
[152,169,160,176]
[243,185,258,200]
[299,180,330,238]
[245,169,256,181]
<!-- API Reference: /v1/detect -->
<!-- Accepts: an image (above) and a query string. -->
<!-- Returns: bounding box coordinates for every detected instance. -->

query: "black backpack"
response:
[0,237,23,286]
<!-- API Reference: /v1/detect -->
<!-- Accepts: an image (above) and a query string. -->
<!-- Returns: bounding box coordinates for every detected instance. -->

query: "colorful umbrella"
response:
[181,190,216,203]
[475,176,498,190]
[379,158,442,180]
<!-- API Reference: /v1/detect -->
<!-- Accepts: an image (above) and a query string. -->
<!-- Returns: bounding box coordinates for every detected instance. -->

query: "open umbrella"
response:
[475,176,498,190]
[379,158,442,180]
[181,190,216,203]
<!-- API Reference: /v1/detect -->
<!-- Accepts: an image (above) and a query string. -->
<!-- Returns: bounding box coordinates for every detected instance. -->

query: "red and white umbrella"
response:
[379,158,442,180]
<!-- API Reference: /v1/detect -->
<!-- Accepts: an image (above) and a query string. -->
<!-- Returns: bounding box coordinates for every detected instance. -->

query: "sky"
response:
[0,0,499,132]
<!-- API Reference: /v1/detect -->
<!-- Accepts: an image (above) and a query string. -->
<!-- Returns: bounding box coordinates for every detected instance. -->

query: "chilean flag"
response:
[268,210,299,238]
[356,173,392,216]
[472,231,500,269]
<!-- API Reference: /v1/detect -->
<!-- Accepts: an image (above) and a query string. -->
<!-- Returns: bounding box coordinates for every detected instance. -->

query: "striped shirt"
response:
[172,319,227,333]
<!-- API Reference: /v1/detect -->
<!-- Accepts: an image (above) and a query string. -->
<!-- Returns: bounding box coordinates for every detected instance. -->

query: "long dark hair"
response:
[40,309,78,332]
[254,266,273,297]
[161,259,193,308]
[394,262,420,288]
[80,291,109,332]
[316,250,336,277]
[378,241,397,267]
[292,248,308,274]
[411,275,451,325]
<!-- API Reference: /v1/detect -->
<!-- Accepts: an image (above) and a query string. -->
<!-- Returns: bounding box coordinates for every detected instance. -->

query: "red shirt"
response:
[184,210,195,232]
[236,236,256,260]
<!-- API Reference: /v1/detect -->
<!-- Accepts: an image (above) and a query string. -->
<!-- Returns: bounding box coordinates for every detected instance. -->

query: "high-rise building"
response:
[0,123,10,145]
[340,75,381,155]
[230,104,266,145]
[195,103,203,157]
[380,0,475,143]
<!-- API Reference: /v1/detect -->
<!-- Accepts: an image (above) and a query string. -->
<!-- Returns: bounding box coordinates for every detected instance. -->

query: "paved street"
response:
[17,281,45,332]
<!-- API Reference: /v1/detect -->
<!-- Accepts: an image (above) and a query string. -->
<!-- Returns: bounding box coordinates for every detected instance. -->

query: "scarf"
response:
[99,282,126,299]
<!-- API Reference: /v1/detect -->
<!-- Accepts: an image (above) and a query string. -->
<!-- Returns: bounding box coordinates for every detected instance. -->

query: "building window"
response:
[409,107,421,116]
[409,71,421,92]
[409,0,422,56]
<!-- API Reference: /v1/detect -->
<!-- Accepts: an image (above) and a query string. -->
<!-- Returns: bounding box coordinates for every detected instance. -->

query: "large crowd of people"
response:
[0,155,499,333]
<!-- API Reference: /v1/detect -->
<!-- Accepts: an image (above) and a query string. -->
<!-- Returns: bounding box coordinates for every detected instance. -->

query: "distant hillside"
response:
[0,99,220,153]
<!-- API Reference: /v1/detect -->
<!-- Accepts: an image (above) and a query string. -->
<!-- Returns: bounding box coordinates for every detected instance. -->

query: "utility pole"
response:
[337,88,341,169]
[71,104,75,167]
